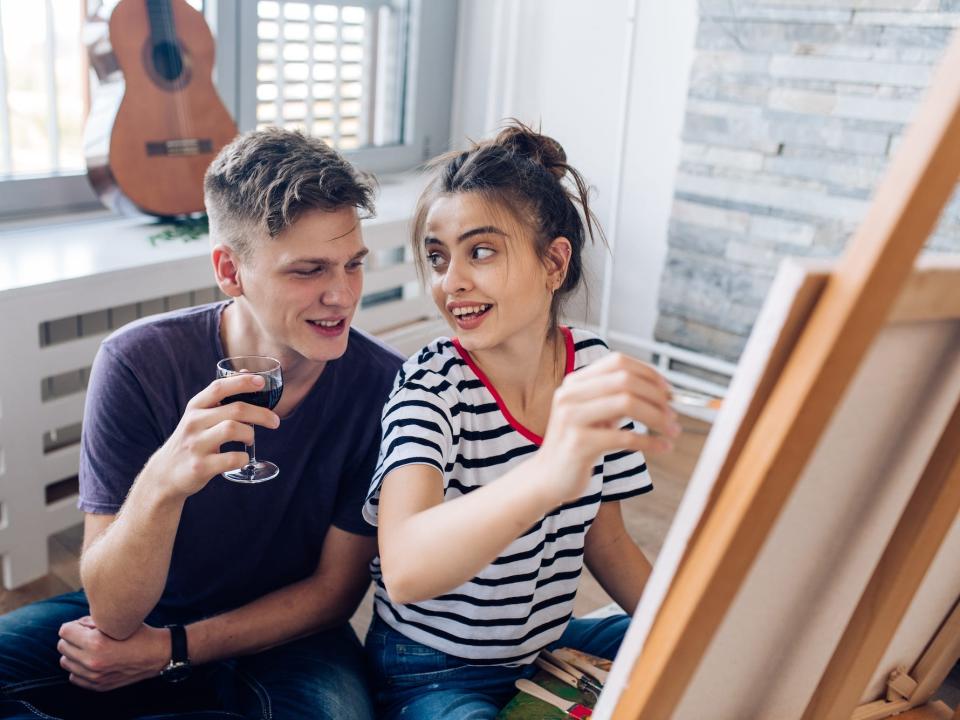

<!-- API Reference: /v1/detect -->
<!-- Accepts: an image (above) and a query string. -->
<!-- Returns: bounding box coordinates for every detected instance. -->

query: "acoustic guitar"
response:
[85,0,238,217]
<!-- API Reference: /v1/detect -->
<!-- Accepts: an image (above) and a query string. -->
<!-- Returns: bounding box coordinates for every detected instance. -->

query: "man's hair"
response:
[204,127,376,259]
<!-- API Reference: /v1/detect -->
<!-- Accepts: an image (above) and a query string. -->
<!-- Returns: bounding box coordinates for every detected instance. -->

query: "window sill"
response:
[0,173,425,300]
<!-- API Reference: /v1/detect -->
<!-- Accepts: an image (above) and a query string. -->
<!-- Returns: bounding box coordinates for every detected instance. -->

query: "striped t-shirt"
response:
[362,327,653,665]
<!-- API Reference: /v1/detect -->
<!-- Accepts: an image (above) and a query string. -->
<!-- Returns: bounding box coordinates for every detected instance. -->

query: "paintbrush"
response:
[550,648,610,686]
[539,651,603,698]
[670,388,722,412]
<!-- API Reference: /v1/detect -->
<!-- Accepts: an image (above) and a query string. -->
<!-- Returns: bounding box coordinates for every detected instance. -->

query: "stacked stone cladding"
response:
[656,0,960,362]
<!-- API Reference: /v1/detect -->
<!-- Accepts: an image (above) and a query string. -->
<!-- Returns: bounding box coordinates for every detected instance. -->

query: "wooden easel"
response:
[598,27,960,720]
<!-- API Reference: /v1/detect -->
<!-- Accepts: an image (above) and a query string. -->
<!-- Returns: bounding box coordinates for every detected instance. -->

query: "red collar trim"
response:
[452,327,575,446]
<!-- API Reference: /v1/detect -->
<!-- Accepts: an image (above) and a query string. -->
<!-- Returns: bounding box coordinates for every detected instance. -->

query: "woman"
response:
[362,122,681,718]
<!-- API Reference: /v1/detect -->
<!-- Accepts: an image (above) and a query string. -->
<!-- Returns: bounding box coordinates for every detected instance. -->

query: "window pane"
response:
[0,0,84,177]
[254,0,408,151]
[0,0,204,180]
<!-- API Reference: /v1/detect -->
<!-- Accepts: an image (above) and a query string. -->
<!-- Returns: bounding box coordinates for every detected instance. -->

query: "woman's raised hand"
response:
[535,352,680,506]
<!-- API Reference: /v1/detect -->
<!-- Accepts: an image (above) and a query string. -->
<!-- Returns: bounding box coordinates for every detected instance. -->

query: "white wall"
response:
[451,0,698,341]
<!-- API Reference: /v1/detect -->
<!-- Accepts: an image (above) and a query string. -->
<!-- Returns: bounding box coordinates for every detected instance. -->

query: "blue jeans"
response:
[365,613,630,720]
[0,590,374,720]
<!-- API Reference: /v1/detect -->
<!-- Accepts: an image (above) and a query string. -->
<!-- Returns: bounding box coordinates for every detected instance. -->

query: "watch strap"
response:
[167,624,189,664]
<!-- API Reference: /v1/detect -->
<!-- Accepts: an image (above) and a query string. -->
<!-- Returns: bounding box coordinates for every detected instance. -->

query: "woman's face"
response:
[422,192,559,353]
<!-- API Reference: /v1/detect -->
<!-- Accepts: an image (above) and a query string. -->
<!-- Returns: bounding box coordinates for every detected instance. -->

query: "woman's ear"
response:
[545,237,573,292]
[212,244,244,298]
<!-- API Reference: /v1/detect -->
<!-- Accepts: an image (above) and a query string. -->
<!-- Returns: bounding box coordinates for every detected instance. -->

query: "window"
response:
[0,0,203,218]
[0,0,455,219]
[228,0,456,174]
[253,1,405,150]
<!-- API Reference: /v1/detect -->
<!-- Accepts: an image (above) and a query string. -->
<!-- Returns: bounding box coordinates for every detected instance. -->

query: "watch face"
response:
[161,661,191,683]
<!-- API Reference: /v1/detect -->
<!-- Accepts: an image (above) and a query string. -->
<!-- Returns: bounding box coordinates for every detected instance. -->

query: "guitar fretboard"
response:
[146,0,176,46]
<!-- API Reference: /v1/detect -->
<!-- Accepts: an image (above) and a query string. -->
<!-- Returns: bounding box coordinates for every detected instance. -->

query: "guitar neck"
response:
[146,0,176,45]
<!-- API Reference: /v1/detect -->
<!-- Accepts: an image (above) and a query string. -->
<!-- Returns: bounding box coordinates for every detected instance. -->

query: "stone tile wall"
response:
[656,1,960,361]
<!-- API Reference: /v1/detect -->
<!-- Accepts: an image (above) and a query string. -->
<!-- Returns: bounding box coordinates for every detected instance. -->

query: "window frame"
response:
[0,0,456,220]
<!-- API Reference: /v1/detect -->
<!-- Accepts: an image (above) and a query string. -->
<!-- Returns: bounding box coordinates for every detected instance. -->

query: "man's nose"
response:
[321,269,357,306]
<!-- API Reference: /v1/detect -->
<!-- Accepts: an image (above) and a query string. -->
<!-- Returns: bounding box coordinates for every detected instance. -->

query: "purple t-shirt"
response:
[78,302,402,621]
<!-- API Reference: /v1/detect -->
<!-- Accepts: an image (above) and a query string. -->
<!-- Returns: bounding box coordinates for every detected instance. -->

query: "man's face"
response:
[239,206,367,364]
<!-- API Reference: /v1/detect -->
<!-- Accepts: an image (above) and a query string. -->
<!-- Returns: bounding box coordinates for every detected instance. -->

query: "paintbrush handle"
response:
[541,651,603,697]
[553,650,610,683]
[515,679,592,718]
[535,657,581,688]
[570,657,609,683]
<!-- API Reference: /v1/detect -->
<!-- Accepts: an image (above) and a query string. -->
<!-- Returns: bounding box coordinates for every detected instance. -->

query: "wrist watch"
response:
[160,624,191,682]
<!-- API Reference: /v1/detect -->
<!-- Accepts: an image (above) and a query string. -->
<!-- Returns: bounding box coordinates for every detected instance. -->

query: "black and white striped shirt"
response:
[362,327,652,665]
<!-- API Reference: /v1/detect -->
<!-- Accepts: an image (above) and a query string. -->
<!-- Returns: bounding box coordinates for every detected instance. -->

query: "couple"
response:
[0,124,680,720]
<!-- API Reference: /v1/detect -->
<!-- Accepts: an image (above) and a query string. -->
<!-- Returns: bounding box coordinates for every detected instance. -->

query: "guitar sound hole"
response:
[152,41,184,81]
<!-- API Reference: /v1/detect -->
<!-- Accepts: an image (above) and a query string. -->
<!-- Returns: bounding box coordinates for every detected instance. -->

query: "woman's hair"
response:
[412,121,604,330]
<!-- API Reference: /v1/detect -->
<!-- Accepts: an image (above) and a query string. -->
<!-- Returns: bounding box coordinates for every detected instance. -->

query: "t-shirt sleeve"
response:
[600,421,654,502]
[362,374,457,527]
[78,344,167,514]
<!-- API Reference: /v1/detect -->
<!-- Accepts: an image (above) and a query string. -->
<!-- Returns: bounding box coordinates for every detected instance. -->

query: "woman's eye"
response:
[347,260,365,271]
[473,247,495,261]
[426,252,446,269]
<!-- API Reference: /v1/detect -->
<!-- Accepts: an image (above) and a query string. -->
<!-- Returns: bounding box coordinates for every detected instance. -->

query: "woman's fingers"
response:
[567,352,670,391]
[557,368,672,413]
[584,426,675,456]
[571,393,680,438]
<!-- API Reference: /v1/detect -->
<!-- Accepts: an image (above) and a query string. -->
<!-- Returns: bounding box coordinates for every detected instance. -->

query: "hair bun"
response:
[493,121,567,181]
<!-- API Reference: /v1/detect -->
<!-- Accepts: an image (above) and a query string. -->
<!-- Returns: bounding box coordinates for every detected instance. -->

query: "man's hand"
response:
[147,373,281,499]
[58,616,170,692]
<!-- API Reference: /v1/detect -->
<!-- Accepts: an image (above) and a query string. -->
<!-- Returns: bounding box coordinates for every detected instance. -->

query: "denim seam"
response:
[231,666,272,720]
[1,675,67,694]
[131,713,246,719]
[13,699,60,720]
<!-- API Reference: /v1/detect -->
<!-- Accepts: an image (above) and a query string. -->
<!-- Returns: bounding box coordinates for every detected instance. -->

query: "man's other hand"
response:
[57,616,169,692]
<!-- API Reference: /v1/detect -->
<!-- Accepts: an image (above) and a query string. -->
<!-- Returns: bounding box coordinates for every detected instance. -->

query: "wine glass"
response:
[216,356,283,483]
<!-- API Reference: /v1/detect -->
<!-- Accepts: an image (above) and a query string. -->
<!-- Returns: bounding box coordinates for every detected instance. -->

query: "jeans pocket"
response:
[373,630,463,689]
[385,663,468,689]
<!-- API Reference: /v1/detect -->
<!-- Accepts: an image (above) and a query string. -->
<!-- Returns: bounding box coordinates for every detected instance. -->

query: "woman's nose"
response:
[441,257,471,294]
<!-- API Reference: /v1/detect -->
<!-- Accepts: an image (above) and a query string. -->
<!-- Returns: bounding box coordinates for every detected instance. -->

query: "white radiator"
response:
[0,210,444,589]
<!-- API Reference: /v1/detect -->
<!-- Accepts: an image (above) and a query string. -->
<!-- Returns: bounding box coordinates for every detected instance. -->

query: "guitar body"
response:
[85,0,237,217]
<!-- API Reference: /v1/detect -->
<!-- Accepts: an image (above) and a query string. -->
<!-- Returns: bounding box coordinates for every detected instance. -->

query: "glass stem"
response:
[245,426,257,469]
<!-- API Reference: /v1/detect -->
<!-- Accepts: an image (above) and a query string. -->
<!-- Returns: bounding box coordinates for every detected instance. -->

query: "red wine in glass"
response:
[216,356,283,483]
[221,385,283,411]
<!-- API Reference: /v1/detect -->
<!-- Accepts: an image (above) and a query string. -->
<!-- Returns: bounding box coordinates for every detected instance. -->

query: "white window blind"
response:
[253,0,407,152]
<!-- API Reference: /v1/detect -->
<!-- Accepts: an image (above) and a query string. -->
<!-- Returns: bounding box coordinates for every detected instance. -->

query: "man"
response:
[0,128,402,719]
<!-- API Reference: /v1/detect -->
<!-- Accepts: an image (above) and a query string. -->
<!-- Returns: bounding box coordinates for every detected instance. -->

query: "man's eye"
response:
[347,260,365,271]
[473,247,495,261]
[294,267,322,276]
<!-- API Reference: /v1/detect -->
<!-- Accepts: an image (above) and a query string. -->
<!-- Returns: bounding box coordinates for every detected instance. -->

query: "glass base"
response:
[222,461,279,484]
